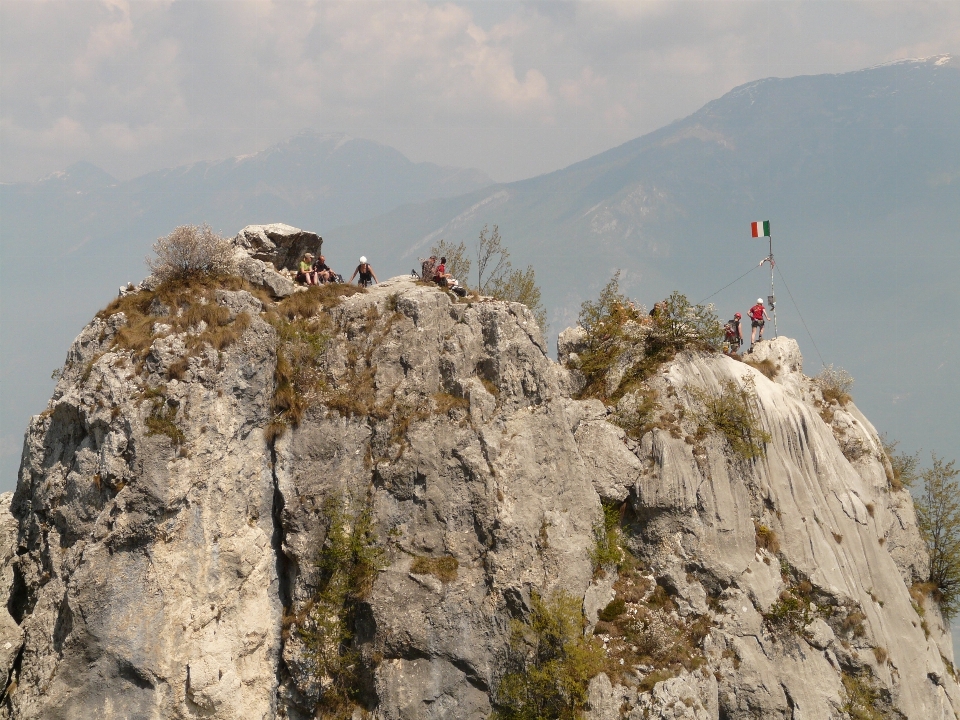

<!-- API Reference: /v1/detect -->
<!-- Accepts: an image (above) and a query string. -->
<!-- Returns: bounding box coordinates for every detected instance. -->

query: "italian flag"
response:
[751,221,771,238]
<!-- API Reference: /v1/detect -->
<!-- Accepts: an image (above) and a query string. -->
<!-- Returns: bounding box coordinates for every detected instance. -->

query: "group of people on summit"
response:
[293,250,769,351]
[297,253,379,288]
[724,298,771,352]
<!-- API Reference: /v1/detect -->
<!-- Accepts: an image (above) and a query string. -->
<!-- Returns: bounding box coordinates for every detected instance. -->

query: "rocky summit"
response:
[0,225,956,719]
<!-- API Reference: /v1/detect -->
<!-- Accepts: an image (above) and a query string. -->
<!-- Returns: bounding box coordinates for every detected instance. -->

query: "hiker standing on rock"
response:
[725,312,744,352]
[749,298,770,345]
[350,256,379,287]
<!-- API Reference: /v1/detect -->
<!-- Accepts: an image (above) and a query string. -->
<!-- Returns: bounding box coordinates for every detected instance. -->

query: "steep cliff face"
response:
[1,228,956,719]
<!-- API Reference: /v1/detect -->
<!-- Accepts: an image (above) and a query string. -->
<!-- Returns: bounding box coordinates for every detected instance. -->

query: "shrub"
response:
[146,224,236,282]
[591,502,623,573]
[816,364,854,405]
[576,277,723,403]
[575,273,652,400]
[841,671,885,720]
[299,495,386,715]
[880,434,920,491]
[648,291,724,352]
[490,265,548,331]
[492,591,604,720]
[145,398,185,447]
[694,376,771,460]
[598,598,626,622]
[476,224,510,295]
[915,454,960,618]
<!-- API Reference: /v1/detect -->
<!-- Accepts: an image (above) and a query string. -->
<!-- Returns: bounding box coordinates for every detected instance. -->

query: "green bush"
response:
[598,598,626,622]
[841,672,885,720]
[299,494,386,716]
[591,502,623,573]
[575,273,649,401]
[492,591,604,720]
[575,276,723,402]
[880,434,920,491]
[694,377,771,460]
[648,291,724,353]
[915,454,960,618]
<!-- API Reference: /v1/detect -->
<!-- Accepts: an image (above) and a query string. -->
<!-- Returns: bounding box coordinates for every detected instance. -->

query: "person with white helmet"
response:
[748,298,770,345]
[349,256,379,287]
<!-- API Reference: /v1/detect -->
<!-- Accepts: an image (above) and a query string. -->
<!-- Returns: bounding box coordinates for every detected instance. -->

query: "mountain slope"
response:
[328,55,960,480]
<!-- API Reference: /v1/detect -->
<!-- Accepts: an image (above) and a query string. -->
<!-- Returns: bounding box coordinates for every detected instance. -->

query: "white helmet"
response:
[757,298,764,304]
[360,256,367,263]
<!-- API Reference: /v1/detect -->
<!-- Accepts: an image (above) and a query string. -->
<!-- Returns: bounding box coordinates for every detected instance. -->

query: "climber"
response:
[421,256,437,282]
[725,312,743,352]
[349,256,379,287]
[312,255,337,283]
[433,256,453,286]
[749,298,770,344]
[297,253,319,286]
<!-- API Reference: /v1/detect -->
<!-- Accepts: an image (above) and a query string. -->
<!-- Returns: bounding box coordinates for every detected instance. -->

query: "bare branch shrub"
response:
[816,364,854,405]
[147,224,236,282]
[476,224,510,294]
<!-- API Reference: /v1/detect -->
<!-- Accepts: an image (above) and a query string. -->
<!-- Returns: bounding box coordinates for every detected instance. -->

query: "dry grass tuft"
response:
[410,555,459,583]
[433,392,470,415]
[755,522,781,554]
[743,357,778,380]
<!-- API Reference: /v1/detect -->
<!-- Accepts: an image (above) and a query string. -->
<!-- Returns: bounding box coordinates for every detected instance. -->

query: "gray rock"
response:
[3,269,958,720]
[233,223,323,271]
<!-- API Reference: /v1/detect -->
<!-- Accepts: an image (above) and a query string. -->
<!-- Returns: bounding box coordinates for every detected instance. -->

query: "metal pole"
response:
[769,232,778,338]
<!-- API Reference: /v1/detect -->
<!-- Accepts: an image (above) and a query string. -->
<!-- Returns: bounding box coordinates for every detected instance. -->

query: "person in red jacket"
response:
[749,298,770,344]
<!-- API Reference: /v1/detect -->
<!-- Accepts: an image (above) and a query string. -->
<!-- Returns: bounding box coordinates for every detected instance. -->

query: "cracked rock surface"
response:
[1,239,957,719]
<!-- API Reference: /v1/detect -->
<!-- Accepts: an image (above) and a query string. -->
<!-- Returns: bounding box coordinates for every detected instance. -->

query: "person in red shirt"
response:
[433,256,453,286]
[749,298,770,344]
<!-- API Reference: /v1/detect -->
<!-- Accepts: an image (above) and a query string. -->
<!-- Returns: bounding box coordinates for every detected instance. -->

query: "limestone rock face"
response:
[1,261,956,720]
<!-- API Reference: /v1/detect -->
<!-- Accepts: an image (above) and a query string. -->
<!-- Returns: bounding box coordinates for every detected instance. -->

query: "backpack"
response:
[421,258,436,282]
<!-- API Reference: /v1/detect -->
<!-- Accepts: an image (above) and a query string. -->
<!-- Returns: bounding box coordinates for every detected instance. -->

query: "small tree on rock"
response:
[477,224,510,295]
[147,223,236,283]
[916,454,960,618]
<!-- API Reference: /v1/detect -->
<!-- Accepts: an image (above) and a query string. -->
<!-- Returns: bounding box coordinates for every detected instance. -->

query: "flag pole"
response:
[769,230,778,338]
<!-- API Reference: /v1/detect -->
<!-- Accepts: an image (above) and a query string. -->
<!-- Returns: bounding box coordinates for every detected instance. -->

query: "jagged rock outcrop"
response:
[1,243,956,719]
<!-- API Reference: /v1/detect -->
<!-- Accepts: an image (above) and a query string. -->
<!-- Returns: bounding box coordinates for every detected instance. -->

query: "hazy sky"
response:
[2,0,959,184]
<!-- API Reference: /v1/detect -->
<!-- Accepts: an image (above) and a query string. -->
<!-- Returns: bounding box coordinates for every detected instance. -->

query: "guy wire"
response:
[775,266,826,368]
[698,261,764,304]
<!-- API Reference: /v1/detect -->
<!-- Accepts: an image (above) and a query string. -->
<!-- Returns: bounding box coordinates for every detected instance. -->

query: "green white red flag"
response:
[751,221,770,238]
